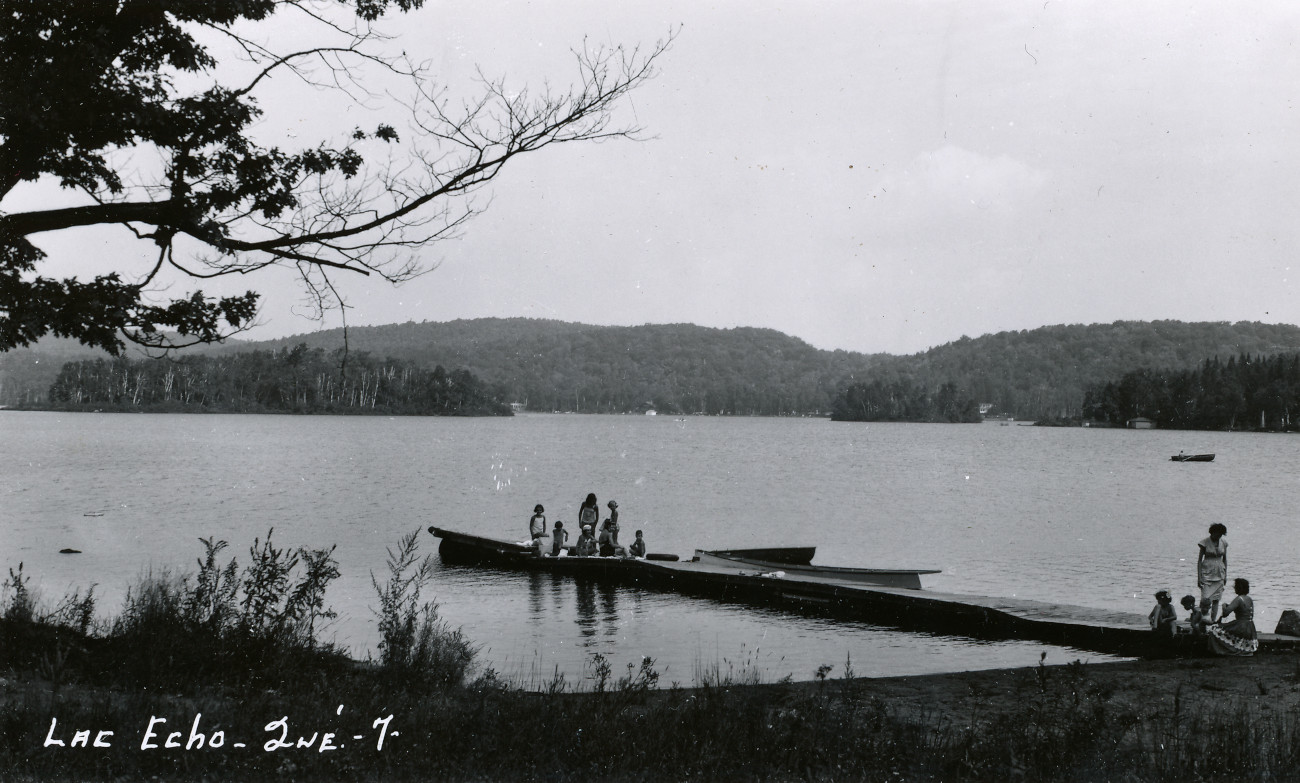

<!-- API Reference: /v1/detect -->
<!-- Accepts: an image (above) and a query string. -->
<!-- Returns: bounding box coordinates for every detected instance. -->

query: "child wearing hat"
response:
[575,524,598,557]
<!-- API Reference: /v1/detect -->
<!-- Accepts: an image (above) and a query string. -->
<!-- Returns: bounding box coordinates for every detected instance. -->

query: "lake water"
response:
[5,411,1299,687]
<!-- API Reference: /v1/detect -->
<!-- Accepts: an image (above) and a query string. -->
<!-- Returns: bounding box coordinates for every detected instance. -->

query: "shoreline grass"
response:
[6,536,1300,781]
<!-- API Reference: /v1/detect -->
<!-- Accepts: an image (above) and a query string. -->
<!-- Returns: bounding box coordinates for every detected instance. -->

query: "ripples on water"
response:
[5,412,1299,685]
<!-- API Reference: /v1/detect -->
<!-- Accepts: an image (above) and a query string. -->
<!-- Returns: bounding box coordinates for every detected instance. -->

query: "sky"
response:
[16,0,1300,355]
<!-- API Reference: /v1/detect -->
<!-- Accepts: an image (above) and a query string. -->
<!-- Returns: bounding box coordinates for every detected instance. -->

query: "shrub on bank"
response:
[371,531,477,689]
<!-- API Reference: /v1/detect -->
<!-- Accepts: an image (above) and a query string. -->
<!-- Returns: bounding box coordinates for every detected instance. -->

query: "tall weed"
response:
[2,563,36,623]
[371,530,475,688]
[183,536,239,634]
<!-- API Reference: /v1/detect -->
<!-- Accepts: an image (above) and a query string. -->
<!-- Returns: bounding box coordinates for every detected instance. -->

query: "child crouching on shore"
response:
[1181,594,1205,636]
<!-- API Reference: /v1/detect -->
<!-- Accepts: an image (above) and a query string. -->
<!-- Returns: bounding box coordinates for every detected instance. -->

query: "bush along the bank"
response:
[0,530,474,695]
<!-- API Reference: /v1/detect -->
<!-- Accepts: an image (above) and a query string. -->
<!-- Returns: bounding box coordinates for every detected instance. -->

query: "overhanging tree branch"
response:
[0,1,675,354]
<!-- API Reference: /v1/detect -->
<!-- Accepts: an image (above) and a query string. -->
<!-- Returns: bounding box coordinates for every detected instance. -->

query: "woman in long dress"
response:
[1197,523,1228,622]
[1207,577,1258,656]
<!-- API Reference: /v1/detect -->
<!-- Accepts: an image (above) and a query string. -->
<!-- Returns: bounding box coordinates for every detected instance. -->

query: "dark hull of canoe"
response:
[1171,454,1215,462]
[695,551,940,589]
[433,527,535,564]
[431,527,673,575]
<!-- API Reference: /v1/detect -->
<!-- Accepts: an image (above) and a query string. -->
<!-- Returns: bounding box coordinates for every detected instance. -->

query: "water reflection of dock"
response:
[433,528,1300,658]
[527,571,625,643]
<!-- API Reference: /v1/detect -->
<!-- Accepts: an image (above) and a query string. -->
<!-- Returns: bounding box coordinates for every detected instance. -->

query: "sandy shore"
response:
[818,653,1300,725]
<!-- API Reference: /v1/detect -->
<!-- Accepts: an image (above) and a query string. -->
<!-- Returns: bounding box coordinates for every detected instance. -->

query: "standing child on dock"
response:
[551,520,568,556]
[598,500,626,556]
[529,504,548,555]
[578,493,600,534]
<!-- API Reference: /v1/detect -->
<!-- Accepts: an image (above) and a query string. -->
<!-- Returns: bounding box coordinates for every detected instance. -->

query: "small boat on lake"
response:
[1171,453,1215,462]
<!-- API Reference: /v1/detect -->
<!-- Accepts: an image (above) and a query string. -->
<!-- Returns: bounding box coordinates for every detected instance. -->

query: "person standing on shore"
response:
[1197,523,1229,622]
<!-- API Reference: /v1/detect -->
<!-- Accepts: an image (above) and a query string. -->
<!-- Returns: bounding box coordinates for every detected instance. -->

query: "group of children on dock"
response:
[1149,523,1258,656]
[527,493,648,559]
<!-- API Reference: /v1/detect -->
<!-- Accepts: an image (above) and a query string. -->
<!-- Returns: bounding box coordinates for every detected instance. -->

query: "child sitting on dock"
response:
[1180,594,1205,635]
[575,525,598,557]
[1149,590,1177,636]
[629,530,646,559]
[551,520,568,557]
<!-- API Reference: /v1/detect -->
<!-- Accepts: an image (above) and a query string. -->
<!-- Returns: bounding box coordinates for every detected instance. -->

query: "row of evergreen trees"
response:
[830,379,982,423]
[1082,353,1300,430]
[45,344,511,416]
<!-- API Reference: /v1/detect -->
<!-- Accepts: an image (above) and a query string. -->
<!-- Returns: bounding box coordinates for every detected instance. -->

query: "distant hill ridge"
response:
[5,318,1300,417]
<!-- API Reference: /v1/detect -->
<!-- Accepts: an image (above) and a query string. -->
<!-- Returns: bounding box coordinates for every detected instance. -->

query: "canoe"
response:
[431,526,538,564]
[695,550,940,589]
[1171,453,1215,462]
[704,546,816,566]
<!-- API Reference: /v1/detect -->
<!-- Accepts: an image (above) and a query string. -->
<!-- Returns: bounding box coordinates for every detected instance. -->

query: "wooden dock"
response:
[430,527,1300,658]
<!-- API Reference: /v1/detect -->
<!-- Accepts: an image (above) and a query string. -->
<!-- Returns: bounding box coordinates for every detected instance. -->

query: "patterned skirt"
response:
[1207,622,1258,656]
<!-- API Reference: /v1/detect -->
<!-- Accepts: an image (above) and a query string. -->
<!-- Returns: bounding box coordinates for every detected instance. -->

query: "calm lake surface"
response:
[5,411,1299,686]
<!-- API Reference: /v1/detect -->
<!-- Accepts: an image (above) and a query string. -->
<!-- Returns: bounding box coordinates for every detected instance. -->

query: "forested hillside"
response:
[228,320,884,415]
[6,319,1300,419]
[1083,352,1300,431]
[871,321,1300,419]
[0,339,105,406]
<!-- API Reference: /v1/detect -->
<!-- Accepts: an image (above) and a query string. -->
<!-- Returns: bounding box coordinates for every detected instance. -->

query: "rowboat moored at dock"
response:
[695,550,941,589]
